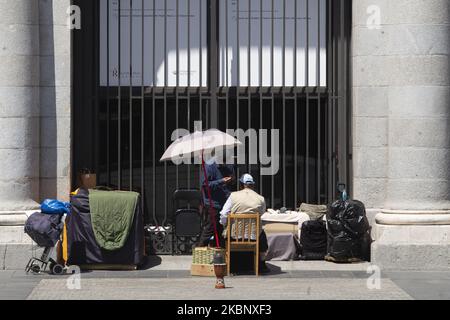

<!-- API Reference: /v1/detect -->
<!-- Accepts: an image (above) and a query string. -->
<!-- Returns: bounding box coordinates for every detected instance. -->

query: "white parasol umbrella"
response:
[160,129,241,248]
[160,129,241,162]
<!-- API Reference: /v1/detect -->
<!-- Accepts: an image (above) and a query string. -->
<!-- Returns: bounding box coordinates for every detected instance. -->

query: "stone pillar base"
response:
[372,210,450,271]
[0,215,46,270]
[0,211,31,226]
[0,210,36,244]
[0,225,33,244]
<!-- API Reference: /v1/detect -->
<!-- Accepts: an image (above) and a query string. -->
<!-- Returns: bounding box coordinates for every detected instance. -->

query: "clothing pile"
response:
[65,188,144,266]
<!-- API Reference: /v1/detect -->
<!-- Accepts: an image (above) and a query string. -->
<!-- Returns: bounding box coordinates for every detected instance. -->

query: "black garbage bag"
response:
[24,212,64,247]
[299,220,327,261]
[327,200,371,261]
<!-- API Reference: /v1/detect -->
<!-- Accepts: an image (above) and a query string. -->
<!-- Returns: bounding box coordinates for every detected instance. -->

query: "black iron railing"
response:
[72,0,352,254]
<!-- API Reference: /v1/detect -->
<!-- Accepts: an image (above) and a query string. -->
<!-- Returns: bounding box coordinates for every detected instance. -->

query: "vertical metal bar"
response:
[206,95,210,129]
[348,0,354,198]
[271,0,274,88]
[305,97,310,203]
[339,0,348,189]
[259,0,263,194]
[294,0,297,88]
[187,0,191,189]
[270,0,274,207]
[317,97,321,204]
[294,0,298,208]
[107,0,111,186]
[247,0,251,175]
[176,0,179,187]
[225,0,229,129]
[118,0,122,190]
[306,0,310,86]
[282,0,286,206]
[198,0,203,90]
[317,0,321,88]
[164,0,168,225]
[317,0,321,203]
[332,0,337,199]
[327,0,332,202]
[305,0,309,203]
[337,0,346,198]
[197,0,202,191]
[198,0,203,91]
[209,0,218,129]
[236,0,240,180]
[94,0,100,182]
[141,0,145,220]
[129,0,133,191]
[152,0,157,225]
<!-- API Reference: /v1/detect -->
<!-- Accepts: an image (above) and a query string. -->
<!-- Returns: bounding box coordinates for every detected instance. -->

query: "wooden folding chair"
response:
[226,213,260,276]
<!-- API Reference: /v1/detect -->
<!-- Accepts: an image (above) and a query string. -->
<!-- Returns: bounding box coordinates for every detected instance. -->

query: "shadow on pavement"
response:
[138,255,163,270]
[265,263,284,276]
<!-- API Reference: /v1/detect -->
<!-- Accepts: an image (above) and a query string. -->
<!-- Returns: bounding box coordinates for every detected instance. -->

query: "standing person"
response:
[197,154,234,247]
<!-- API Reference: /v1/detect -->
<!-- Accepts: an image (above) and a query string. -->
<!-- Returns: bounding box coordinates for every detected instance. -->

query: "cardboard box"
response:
[191,247,226,277]
[80,173,97,189]
[190,264,216,277]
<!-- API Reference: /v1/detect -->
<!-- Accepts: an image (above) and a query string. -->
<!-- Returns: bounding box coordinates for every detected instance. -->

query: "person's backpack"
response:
[299,220,327,261]
[24,212,64,247]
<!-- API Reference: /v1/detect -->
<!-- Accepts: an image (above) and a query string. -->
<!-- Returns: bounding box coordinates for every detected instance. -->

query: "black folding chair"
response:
[172,189,203,254]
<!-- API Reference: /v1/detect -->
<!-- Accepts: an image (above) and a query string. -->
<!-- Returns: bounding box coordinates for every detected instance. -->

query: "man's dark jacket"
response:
[201,161,233,210]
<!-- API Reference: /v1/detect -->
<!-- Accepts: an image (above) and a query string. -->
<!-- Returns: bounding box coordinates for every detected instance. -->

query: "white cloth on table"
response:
[261,210,306,260]
[261,209,310,223]
[265,233,301,261]
[261,210,311,239]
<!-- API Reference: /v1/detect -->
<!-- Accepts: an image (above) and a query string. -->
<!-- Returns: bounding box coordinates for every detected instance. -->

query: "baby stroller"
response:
[24,212,66,275]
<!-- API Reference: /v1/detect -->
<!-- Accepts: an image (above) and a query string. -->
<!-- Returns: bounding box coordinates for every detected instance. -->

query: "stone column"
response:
[0,0,40,228]
[353,0,450,270]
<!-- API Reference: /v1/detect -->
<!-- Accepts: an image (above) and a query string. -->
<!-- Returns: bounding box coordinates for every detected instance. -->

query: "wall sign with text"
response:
[100,0,326,88]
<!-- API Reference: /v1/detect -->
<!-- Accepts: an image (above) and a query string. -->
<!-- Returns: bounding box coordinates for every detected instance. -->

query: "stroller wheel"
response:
[30,263,41,274]
[51,263,65,275]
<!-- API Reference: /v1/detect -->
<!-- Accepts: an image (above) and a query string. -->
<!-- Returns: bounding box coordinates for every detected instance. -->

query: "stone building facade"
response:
[352,0,450,269]
[0,0,448,270]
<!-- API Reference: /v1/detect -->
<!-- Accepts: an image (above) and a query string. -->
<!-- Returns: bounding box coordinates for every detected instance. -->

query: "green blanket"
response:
[89,190,139,251]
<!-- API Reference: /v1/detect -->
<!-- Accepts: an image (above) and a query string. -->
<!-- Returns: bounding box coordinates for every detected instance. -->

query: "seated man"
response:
[220,174,270,273]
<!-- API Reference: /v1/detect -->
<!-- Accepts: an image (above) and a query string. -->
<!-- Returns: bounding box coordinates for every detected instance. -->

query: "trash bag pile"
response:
[326,199,371,262]
[299,220,328,261]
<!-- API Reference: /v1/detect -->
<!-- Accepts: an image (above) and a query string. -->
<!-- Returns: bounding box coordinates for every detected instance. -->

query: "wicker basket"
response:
[192,247,226,265]
[191,247,227,277]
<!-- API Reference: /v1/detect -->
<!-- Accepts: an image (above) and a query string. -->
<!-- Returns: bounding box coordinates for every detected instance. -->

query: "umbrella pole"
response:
[201,151,220,248]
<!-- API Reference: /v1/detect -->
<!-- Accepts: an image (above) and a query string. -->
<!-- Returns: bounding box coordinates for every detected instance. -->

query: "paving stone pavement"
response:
[1,257,450,300]
[26,277,412,300]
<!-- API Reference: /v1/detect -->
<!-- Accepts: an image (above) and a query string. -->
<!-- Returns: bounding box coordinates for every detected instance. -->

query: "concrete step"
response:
[1,244,372,272]
[145,255,371,272]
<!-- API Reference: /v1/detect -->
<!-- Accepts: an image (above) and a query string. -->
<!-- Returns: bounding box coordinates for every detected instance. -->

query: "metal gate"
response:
[72,0,352,254]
